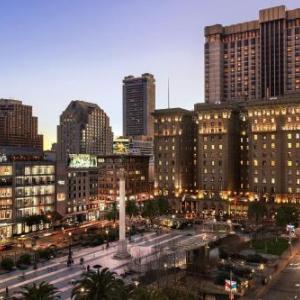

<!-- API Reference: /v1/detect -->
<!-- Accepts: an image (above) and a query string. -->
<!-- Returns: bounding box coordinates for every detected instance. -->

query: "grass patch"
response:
[252,238,289,256]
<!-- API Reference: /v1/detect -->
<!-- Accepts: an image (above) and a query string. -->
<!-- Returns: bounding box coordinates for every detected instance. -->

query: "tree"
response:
[71,268,127,300]
[1,257,14,271]
[162,287,196,300]
[275,205,298,227]
[157,198,170,215]
[23,215,42,231]
[106,202,119,223]
[248,201,267,224]
[19,281,60,300]
[142,201,159,225]
[17,254,32,267]
[129,287,167,300]
[126,200,139,219]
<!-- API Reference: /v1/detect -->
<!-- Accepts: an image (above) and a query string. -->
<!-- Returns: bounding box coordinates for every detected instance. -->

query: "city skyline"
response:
[0,0,298,149]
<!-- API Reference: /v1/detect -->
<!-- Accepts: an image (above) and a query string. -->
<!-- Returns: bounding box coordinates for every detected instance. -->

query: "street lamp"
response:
[67,232,73,266]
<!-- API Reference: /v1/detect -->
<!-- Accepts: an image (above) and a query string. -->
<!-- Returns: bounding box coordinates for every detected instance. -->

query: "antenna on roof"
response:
[168,78,170,109]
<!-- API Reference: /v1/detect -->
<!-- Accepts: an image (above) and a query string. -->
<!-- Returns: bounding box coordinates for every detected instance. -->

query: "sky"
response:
[0,0,298,149]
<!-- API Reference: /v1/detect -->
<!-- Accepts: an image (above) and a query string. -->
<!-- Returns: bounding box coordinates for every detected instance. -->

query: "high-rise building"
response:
[153,108,195,197]
[205,6,300,104]
[57,100,113,163]
[0,99,43,154]
[123,73,155,138]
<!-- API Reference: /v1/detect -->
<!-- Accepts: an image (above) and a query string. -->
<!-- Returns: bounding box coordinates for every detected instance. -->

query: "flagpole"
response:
[229,270,233,300]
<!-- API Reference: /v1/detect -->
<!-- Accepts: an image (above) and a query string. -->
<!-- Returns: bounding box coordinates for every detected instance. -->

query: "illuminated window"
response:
[271,161,276,167]
[271,134,275,140]
[254,135,258,140]
[288,161,293,167]
[288,133,292,139]
[254,177,258,183]
[219,145,223,150]
[271,143,275,149]
[253,160,258,166]
[211,145,215,150]
[288,143,292,149]
[271,178,275,184]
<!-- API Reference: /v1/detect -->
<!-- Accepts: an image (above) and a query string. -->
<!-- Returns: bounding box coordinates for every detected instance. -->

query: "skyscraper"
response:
[205,5,300,104]
[0,99,43,154]
[123,73,155,138]
[57,100,113,163]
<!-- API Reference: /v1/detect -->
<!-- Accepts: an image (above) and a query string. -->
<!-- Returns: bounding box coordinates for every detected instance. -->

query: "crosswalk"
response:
[0,231,208,300]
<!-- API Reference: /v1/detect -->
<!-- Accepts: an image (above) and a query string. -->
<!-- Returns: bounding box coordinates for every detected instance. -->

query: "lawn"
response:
[251,238,289,256]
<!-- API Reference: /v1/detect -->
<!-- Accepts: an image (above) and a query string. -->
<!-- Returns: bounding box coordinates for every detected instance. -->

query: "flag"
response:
[225,279,237,292]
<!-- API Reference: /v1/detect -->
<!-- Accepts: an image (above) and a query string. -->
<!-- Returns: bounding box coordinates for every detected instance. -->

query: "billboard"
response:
[68,154,97,168]
[113,137,130,154]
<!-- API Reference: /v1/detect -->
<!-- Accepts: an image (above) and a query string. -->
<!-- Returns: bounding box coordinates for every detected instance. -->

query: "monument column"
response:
[114,168,130,259]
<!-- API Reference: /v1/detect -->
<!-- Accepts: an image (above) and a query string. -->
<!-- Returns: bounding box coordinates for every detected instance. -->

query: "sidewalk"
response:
[243,238,300,300]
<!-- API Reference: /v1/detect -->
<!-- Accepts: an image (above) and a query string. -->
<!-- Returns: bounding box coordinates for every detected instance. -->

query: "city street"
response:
[0,230,214,300]
[264,254,300,300]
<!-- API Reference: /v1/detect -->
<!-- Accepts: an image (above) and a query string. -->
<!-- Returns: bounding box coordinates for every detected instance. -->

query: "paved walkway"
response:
[0,231,211,300]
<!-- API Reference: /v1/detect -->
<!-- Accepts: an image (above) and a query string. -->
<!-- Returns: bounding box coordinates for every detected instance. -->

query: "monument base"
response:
[113,239,131,260]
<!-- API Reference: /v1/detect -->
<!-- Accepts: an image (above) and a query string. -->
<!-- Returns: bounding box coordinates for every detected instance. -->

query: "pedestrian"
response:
[5,286,8,296]
[87,265,90,272]
[80,257,84,265]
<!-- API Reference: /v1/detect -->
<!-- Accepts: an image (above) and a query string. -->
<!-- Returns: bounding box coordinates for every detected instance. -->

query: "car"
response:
[0,242,15,251]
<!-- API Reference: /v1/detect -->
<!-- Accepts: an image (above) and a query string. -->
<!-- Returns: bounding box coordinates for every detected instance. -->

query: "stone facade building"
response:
[153,94,300,209]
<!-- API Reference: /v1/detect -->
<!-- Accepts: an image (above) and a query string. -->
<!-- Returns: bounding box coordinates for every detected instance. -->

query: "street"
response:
[263,254,300,300]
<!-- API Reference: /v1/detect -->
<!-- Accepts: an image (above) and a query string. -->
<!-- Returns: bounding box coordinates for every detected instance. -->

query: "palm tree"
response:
[18,281,60,300]
[71,268,127,300]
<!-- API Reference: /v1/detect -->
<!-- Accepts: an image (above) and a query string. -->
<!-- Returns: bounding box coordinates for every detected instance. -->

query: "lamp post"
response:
[67,232,73,266]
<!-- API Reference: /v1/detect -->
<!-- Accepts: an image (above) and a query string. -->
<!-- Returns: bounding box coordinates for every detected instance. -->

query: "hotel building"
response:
[153,108,195,197]
[205,5,300,104]
[153,94,300,212]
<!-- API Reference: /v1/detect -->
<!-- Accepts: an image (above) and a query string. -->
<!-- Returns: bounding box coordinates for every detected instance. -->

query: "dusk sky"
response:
[0,0,297,149]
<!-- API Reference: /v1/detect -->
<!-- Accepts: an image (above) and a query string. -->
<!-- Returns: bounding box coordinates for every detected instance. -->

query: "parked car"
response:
[0,242,15,251]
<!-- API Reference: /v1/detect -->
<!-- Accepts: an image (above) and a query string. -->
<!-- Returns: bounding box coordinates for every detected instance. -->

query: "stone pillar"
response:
[114,169,130,259]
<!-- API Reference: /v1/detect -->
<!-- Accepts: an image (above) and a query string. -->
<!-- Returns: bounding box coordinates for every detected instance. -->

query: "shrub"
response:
[89,236,104,247]
[1,257,14,271]
[246,254,268,264]
[17,253,32,266]
[37,248,56,260]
